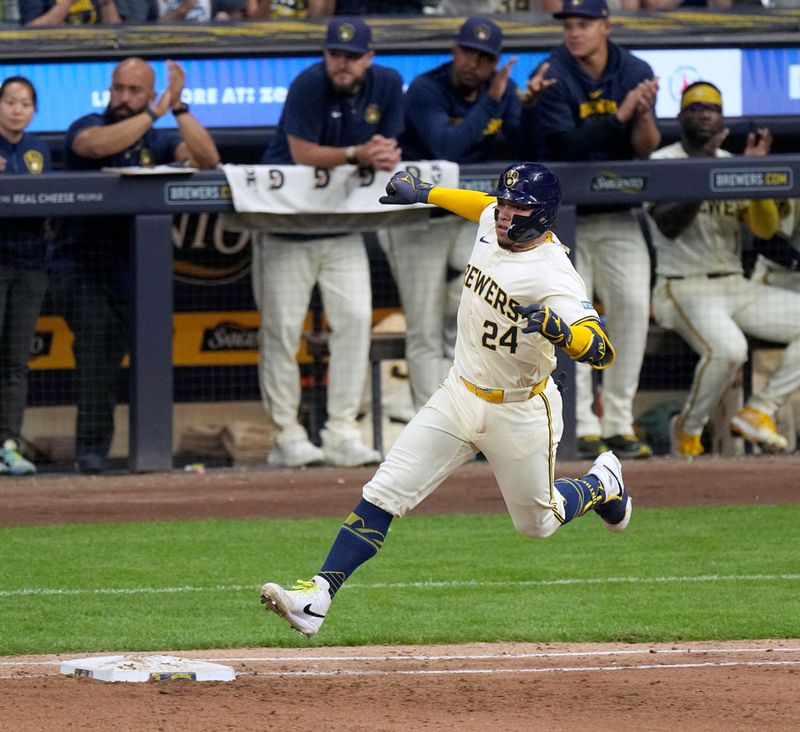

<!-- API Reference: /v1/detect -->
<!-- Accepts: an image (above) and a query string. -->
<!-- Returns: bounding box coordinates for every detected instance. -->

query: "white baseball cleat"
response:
[260,575,331,638]
[588,450,632,533]
[267,437,325,468]
[321,430,381,467]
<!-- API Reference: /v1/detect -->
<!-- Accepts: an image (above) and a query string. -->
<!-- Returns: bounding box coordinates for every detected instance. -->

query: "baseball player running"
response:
[260,163,632,638]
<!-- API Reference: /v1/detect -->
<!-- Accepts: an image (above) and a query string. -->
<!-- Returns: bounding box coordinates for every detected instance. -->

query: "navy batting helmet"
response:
[492,162,561,243]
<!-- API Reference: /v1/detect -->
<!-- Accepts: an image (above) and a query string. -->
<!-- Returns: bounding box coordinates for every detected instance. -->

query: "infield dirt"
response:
[1,455,799,731]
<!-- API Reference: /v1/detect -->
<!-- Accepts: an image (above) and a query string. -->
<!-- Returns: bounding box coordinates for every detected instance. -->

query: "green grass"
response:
[1,505,799,655]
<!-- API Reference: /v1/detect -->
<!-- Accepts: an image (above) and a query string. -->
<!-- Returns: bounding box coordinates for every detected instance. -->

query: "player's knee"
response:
[512,517,558,540]
[712,345,747,371]
[362,485,407,518]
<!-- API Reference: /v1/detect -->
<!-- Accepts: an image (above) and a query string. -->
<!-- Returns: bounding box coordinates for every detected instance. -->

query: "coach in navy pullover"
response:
[399,18,522,163]
[48,57,218,474]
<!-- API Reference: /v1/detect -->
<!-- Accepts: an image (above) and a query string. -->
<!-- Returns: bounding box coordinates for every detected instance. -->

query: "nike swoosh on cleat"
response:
[303,603,326,619]
[480,236,490,243]
[607,466,623,497]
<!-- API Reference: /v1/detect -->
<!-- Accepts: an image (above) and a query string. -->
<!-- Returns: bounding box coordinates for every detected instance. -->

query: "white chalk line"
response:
[207,646,800,663]
[2,572,799,598]
[237,659,800,678]
[3,646,799,668]
[4,658,797,681]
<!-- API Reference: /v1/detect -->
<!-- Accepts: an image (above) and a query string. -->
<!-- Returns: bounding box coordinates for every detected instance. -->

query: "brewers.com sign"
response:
[710,167,793,192]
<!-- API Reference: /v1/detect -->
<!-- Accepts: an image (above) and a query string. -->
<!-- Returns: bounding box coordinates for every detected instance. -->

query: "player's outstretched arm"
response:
[379,170,491,222]
[514,304,615,369]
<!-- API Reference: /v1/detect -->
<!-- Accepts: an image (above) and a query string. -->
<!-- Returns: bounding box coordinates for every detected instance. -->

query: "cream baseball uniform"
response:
[258,167,630,640]
[648,142,800,435]
[364,201,600,538]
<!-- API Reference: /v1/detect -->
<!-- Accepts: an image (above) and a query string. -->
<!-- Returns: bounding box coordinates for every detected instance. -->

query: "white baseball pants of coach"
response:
[252,231,373,442]
[382,215,477,410]
[573,209,652,438]
[363,369,567,539]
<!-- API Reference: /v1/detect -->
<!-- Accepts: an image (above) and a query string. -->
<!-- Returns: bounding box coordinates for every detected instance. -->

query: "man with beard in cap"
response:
[50,57,219,473]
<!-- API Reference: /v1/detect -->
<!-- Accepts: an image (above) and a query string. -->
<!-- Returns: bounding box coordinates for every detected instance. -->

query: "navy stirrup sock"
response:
[555,474,604,524]
[318,498,393,596]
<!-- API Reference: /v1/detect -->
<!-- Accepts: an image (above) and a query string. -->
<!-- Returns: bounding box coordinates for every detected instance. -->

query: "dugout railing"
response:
[1,153,798,470]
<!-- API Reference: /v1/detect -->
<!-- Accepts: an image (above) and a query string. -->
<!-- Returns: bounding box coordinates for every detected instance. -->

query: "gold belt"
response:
[460,376,548,404]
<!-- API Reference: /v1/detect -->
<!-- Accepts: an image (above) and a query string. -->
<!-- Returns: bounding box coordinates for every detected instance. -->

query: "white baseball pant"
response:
[363,369,566,539]
[652,273,800,433]
[573,210,652,437]
[252,231,373,442]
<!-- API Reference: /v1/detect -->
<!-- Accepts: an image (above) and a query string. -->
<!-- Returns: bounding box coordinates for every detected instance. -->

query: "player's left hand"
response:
[379,170,434,205]
[514,303,572,346]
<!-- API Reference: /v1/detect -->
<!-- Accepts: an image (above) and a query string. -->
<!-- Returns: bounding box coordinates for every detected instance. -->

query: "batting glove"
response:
[379,171,434,205]
[514,303,572,347]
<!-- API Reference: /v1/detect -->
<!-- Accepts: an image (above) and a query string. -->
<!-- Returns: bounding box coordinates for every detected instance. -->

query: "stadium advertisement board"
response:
[0,46,795,133]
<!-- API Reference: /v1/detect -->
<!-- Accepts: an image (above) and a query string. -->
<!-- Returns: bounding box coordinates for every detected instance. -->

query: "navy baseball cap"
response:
[553,0,610,19]
[456,17,502,58]
[325,17,373,55]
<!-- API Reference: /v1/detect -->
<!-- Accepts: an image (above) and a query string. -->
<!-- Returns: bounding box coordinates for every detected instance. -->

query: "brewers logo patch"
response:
[365,103,380,124]
[338,23,355,42]
[472,23,492,42]
[139,148,154,167]
[504,168,520,188]
[23,149,44,174]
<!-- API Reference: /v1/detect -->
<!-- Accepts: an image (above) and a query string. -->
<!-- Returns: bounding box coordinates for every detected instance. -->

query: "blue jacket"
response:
[0,132,52,271]
[19,0,105,24]
[264,62,404,164]
[525,42,655,162]
[400,61,522,163]
[48,112,179,282]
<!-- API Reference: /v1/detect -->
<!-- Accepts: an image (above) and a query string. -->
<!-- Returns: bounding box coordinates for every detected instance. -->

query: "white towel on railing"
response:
[222,161,458,214]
